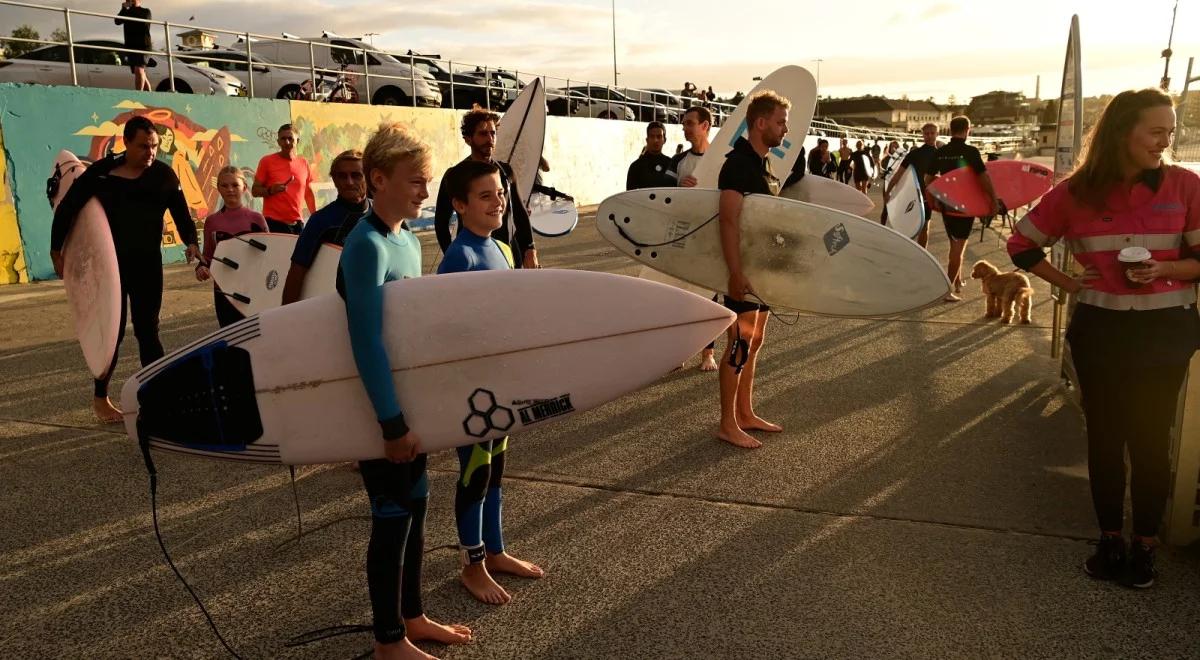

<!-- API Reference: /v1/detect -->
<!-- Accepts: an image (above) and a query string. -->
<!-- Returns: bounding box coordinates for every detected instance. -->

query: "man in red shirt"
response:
[252,123,317,233]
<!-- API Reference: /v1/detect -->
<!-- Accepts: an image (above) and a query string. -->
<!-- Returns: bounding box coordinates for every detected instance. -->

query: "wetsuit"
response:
[437,227,515,563]
[928,137,987,240]
[337,212,425,645]
[899,143,938,225]
[434,158,535,264]
[50,154,197,397]
[201,206,266,327]
[292,197,370,268]
[718,136,779,315]
[626,152,676,190]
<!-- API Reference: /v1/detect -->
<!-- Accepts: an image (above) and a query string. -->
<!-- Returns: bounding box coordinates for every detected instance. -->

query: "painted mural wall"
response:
[0,83,290,281]
[0,83,687,283]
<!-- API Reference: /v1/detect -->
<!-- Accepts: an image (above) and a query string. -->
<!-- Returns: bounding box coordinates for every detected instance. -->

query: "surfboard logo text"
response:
[517,394,576,426]
[824,224,850,256]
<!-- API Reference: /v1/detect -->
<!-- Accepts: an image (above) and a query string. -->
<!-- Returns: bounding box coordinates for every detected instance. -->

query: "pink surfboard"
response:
[49,150,122,379]
[928,160,1053,217]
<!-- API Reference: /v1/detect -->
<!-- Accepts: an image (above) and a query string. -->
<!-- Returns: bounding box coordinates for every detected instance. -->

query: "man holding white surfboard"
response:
[671,105,720,372]
[716,91,789,449]
[885,123,940,248]
[339,122,472,659]
[50,115,200,423]
[435,109,538,269]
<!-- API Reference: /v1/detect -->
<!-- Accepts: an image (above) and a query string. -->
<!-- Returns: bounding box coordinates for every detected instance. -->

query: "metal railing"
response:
[1176,56,1200,162]
[0,0,1024,151]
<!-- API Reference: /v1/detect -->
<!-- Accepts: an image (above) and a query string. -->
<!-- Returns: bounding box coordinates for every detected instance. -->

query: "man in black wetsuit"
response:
[884,122,939,248]
[626,121,675,190]
[116,0,152,91]
[50,115,199,422]
[434,108,538,268]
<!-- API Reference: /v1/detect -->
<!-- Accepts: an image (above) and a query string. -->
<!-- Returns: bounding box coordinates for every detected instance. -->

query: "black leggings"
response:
[360,455,429,644]
[213,287,245,328]
[1068,303,1200,537]
[94,258,164,398]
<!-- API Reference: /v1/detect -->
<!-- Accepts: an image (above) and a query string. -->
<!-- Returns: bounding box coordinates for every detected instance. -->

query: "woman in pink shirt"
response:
[1008,88,1200,589]
[196,166,267,327]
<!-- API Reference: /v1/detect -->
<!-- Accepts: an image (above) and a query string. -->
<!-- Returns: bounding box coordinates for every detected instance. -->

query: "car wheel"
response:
[373,88,409,106]
[278,84,302,100]
[599,110,618,120]
[156,79,193,94]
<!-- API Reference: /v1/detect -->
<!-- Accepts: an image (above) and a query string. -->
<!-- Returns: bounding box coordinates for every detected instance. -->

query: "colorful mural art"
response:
[0,128,27,284]
[0,84,289,280]
[0,84,677,283]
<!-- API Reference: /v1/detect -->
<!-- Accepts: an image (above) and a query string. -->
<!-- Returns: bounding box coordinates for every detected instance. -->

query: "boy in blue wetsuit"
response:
[437,159,545,605]
[339,122,471,660]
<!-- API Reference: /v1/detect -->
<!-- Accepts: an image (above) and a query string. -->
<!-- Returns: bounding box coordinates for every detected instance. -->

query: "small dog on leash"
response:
[970,260,1033,324]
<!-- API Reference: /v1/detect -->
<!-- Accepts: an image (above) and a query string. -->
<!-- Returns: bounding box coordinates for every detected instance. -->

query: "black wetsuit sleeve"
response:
[162,168,197,246]
[50,167,101,252]
[968,147,987,174]
[509,176,534,253]
[434,175,454,254]
[626,161,638,191]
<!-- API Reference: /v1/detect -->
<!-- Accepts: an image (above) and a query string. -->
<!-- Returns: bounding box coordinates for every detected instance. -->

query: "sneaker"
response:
[1119,542,1157,589]
[1083,534,1126,581]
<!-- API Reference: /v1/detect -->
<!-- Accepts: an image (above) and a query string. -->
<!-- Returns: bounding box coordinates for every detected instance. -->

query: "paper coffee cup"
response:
[1118,246,1152,288]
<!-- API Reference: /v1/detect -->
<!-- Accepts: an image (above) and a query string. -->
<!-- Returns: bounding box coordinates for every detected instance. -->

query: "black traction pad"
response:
[137,342,264,449]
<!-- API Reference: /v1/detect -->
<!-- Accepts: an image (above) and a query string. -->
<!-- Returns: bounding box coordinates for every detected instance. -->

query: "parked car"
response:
[175,47,317,100]
[547,88,635,120]
[0,39,246,96]
[251,37,441,107]
[641,88,688,122]
[407,54,505,110]
[567,85,668,123]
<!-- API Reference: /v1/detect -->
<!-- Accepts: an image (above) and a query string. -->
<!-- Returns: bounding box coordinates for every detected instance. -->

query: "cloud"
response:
[74,121,121,137]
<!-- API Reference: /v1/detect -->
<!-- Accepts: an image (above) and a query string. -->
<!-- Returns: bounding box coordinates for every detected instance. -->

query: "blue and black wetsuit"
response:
[437,227,514,563]
[338,212,424,645]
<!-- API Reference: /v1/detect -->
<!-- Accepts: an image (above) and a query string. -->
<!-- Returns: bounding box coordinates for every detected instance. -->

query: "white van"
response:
[251,36,441,107]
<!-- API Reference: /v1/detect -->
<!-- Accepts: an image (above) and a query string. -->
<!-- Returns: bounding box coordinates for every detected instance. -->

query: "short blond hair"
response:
[363,122,431,182]
[217,165,246,186]
[746,90,791,125]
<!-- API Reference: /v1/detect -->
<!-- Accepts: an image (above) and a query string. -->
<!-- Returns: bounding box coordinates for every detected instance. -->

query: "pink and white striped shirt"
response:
[1008,165,1200,311]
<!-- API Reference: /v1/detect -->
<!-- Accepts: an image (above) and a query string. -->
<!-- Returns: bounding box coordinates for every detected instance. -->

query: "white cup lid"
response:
[1118,246,1152,263]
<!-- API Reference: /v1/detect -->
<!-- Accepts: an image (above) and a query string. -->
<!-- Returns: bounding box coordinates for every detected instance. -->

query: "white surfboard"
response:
[598,188,950,316]
[882,150,907,189]
[496,78,546,207]
[884,166,926,239]
[692,66,817,188]
[780,175,875,216]
[528,192,579,237]
[210,233,340,315]
[49,151,122,379]
[121,270,734,464]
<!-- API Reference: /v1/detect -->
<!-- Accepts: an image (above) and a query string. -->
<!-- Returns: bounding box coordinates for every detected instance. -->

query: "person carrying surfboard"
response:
[884,123,940,248]
[49,115,200,424]
[923,116,997,300]
[851,140,871,194]
[281,149,370,305]
[195,166,266,327]
[670,105,720,372]
[435,108,538,269]
[435,159,546,606]
[1008,88,1200,590]
[339,122,473,659]
[716,90,789,449]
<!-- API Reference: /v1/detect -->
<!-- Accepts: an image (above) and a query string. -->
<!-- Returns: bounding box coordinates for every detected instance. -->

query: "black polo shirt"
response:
[928,137,986,178]
[718,137,779,195]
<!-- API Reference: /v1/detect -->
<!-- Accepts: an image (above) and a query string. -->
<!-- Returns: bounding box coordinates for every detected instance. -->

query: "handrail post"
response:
[308,41,317,96]
[164,21,175,92]
[449,60,455,109]
[409,53,416,107]
[484,65,490,111]
[363,49,372,105]
[244,33,254,99]
[63,8,77,86]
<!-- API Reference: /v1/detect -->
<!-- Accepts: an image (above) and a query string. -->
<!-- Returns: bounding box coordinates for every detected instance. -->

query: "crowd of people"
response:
[45,82,1200,657]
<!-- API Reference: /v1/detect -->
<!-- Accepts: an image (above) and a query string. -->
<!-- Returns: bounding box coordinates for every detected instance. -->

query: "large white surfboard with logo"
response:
[599,187,949,316]
[691,66,818,189]
[121,270,733,464]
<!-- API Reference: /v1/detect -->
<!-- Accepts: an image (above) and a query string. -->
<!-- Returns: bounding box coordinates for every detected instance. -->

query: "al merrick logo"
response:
[517,394,576,426]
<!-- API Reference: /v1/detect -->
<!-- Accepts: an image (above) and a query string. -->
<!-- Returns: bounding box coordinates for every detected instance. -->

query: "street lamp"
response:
[813,58,823,116]
[611,0,618,85]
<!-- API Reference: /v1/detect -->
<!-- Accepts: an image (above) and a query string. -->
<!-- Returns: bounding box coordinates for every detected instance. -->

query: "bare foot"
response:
[699,352,718,372]
[404,614,472,645]
[717,425,762,449]
[374,638,438,660]
[943,293,961,303]
[486,551,545,579]
[460,562,511,605]
[93,396,122,424]
[739,415,783,433]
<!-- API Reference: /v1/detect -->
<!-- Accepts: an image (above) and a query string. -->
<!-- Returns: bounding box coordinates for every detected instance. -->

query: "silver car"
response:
[0,39,246,96]
[175,48,318,100]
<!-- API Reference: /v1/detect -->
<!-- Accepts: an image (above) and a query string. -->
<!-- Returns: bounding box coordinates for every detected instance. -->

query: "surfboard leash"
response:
[136,419,247,660]
[607,209,721,250]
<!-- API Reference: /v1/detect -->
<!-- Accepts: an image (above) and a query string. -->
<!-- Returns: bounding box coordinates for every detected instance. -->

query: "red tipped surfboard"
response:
[928,160,1052,217]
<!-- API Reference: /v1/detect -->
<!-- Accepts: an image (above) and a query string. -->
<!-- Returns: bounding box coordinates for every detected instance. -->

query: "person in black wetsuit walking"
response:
[50,115,199,422]
[115,0,152,91]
